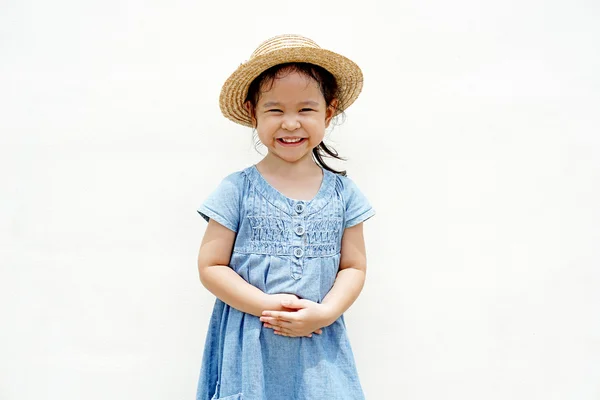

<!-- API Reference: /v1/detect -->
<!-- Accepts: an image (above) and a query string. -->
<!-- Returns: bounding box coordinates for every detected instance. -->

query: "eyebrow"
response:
[261,100,320,108]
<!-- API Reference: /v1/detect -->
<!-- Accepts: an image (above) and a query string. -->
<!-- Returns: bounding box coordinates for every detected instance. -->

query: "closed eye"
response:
[267,109,283,113]
[300,108,316,112]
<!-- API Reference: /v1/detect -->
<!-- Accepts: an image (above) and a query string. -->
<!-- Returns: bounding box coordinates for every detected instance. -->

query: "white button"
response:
[294,247,304,258]
[294,202,305,213]
[294,225,305,236]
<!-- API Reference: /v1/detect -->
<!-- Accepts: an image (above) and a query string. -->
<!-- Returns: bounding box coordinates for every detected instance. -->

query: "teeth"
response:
[281,138,302,143]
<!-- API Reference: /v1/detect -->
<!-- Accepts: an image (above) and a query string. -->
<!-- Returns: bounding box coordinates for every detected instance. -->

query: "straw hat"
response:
[219,34,363,127]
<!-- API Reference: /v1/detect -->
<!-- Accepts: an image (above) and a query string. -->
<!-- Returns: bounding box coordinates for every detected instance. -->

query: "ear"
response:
[324,99,339,128]
[244,101,257,128]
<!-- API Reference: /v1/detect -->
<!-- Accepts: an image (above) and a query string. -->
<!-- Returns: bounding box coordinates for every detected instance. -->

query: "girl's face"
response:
[247,71,337,165]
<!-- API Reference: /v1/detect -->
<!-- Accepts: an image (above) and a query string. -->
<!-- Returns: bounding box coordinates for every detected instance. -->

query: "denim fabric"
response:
[196,165,375,400]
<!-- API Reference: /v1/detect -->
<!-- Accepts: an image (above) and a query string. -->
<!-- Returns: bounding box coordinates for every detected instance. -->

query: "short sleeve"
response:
[197,172,243,232]
[341,176,376,229]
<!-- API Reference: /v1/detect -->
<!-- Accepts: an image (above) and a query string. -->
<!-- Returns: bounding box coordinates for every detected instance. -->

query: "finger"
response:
[275,326,313,339]
[314,329,323,335]
[263,320,290,331]
[272,325,295,335]
[261,310,296,322]
[261,317,295,329]
[262,310,285,319]
[263,322,292,332]
[260,317,283,325]
[272,320,294,330]
[272,328,311,338]
[273,327,298,337]
[281,299,311,309]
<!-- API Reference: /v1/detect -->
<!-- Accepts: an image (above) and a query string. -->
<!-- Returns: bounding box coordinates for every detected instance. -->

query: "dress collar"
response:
[244,164,335,217]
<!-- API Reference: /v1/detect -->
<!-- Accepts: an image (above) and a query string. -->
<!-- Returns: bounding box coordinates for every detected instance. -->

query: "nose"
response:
[281,114,300,131]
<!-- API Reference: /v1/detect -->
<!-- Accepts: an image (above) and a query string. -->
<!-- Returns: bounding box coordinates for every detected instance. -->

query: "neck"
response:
[257,152,321,178]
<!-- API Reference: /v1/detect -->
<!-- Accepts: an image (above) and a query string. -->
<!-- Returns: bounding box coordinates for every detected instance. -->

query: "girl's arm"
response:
[198,219,294,318]
[319,222,367,324]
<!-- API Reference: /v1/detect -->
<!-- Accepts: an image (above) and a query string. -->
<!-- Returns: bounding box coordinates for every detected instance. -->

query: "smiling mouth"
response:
[277,137,307,145]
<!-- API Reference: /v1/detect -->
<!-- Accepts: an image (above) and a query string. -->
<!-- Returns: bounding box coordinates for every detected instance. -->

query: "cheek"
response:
[255,128,271,142]
[303,117,327,134]
[255,115,276,131]
[255,120,278,142]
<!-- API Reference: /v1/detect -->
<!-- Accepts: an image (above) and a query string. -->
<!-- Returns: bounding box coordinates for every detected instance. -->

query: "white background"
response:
[1,0,599,399]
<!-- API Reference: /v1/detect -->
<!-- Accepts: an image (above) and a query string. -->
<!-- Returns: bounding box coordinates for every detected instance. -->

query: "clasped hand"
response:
[260,295,333,338]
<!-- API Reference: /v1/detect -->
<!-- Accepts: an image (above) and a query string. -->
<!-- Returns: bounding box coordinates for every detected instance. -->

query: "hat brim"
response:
[219,47,363,127]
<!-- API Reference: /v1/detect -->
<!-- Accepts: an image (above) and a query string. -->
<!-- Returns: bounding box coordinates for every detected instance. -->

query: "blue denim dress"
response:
[196,165,375,400]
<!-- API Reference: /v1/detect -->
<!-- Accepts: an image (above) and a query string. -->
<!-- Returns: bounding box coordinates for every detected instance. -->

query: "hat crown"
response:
[250,34,321,59]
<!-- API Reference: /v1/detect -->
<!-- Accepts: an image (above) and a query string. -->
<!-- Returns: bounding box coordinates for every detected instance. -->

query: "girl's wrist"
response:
[319,303,340,327]
[262,293,279,312]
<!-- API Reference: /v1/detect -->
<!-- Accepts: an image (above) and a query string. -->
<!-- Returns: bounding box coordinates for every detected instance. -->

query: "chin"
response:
[274,151,313,164]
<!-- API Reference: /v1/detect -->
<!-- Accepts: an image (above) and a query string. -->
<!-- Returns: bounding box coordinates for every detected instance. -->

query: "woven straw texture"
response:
[219,34,363,127]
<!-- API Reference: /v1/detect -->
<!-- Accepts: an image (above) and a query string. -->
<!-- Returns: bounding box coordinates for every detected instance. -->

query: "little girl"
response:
[196,34,375,400]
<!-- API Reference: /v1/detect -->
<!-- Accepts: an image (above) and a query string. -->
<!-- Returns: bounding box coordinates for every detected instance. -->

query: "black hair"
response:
[244,62,347,176]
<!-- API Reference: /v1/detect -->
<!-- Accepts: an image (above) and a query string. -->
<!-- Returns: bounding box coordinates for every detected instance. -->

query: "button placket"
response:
[290,246,304,280]
[290,213,305,280]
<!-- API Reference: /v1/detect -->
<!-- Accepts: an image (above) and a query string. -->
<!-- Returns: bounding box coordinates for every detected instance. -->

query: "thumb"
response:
[281,298,309,309]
